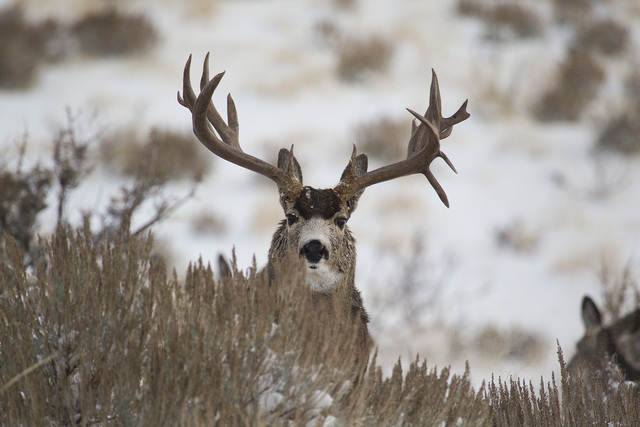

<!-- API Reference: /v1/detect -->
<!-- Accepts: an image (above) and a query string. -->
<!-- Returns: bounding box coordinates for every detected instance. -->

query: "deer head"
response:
[178,54,469,348]
[568,296,640,382]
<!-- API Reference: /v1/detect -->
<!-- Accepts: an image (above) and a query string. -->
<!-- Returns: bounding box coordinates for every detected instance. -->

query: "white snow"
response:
[3,0,640,388]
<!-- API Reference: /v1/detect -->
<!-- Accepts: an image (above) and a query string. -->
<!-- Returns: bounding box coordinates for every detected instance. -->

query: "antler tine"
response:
[177,54,196,110]
[335,70,469,208]
[197,52,242,148]
[179,54,302,197]
[200,52,210,91]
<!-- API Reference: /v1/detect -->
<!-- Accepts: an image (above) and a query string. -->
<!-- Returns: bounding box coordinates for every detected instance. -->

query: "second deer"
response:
[568,295,640,383]
[178,54,469,351]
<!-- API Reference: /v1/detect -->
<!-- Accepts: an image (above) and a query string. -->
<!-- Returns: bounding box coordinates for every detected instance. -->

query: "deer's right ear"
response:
[581,296,603,332]
[277,148,303,205]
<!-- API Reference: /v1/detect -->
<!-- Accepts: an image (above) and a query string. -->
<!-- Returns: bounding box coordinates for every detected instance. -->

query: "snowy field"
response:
[2,0,640,387]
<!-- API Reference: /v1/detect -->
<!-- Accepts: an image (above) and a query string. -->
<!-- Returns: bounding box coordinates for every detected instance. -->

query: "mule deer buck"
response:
[568,295,640,382]
[178,53,469,351]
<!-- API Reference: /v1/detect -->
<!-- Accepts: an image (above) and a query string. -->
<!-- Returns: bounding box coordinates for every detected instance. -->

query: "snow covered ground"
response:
[3,0,640,387]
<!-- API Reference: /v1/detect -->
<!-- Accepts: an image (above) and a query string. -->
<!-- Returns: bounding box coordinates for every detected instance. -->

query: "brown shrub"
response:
[335,35,394,82]
[0,227,490,425]
[100,127,211,182]
[488,347,640,425]
[353,115,410,162]
[595,72,640,155]
[0,5,55,89]
[0,5,157,88]
[595,114,640,155]
[314,19,394,82]
[456,0,484,17]
[71,8,157,57]
[3,227,640,424]
[495,220,539,253]
[475,326,546,363]
[455,1,542,41]
[0,115,200,268]
[553,0,595,25]
[533,48,604,122]
[0,141,52,260]
[576,19,629,57]
[485,3,542,40]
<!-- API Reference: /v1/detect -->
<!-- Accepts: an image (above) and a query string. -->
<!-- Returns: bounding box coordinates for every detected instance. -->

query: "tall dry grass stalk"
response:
[1,227,639,425]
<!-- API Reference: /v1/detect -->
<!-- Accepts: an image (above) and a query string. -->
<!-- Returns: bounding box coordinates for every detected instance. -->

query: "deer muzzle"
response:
[300,239,328,266]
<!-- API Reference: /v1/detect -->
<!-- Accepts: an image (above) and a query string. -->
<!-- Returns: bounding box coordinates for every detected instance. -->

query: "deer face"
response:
[568,296,640,382]
[280,187,355,292]
[269,150,365,292]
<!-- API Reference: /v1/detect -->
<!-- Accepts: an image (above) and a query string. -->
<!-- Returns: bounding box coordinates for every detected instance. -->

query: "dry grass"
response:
[353,115,410,163]
[575,19,630,57]
[596,114,640,155]
[533,48,604,122]
[495,219,539,253]
[0,138,52,260]
[474,326,546,364]
[553,0,595,25]
[455,1,543,41]
[0,4,158,90]
[71,8,158,57]
[2,227,640,424]
[336,35,394,82]
[597,254,639,320]
[0,226,488,425]
[0,5,65,89]
[484,3,543,41]
[488,346,640,426]
[456,0,485,17]
[100,127,211,182]
[190,211,227,235]
[0,114,199,267]
[315,19,394,82]
[595,72,640,156]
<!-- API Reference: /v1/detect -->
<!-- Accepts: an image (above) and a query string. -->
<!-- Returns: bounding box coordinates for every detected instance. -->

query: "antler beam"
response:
[335,70,469,207]
[178,53,303,199]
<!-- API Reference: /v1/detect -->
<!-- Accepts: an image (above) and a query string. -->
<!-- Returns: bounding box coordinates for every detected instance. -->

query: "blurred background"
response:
[1,0,640,387]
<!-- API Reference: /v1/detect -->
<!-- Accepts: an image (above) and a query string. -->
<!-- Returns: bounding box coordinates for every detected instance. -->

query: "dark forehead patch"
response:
[293,187,343,220]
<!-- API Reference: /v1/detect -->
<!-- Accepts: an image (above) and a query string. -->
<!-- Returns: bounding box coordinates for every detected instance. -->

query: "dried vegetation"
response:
[0,4,157,89]
[596,72,640,155]
[352,115,410,163]
[0,112,201,267]
[0,5,63,89]
[456,0,542,41]
[100,127,210,182]
[2,226,640,425]
[315,19,394,82]
[71,8,158,57]
[533,48,604,122]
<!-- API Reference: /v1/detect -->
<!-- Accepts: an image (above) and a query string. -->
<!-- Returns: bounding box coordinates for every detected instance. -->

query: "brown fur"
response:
[568,296,640,382]
[267,178,372,353]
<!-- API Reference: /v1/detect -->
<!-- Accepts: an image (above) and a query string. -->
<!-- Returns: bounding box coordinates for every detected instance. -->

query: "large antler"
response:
[335,70,469,207]
[177,53,303,199]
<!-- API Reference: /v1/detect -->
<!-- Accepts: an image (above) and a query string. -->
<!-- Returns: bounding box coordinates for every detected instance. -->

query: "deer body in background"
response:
[178,53,469,352]
[568,295,640,382]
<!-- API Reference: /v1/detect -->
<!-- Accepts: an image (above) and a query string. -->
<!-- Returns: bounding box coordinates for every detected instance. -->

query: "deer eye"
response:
[286,213,298,226]
[335,217,347,229]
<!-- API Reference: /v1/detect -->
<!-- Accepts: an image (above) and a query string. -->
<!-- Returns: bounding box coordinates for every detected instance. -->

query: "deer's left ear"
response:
[581,296,603,332]
[340,153,368,214]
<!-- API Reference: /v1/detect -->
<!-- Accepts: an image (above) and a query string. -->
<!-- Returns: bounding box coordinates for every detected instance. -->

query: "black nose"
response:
[301,240,327,264]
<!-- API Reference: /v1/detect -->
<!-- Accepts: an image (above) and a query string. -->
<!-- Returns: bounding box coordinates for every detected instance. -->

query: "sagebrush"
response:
[2,227,640,425]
